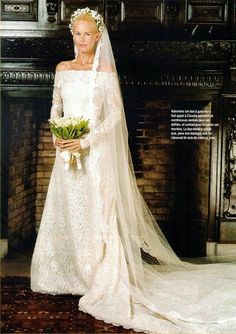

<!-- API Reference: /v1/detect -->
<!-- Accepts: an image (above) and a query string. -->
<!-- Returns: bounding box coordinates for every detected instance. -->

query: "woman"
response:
[31,7,236,334]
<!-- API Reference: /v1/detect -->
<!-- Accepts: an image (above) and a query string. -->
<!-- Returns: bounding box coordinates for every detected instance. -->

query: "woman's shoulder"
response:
[55,61,72,72]
[55,61,116,73]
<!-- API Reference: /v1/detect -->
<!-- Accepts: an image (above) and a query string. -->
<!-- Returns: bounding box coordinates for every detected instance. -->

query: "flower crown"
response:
[69,7,105,33]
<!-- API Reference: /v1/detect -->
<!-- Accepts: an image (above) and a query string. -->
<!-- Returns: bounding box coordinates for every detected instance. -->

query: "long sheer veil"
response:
[73,22,236,332]
[91,25,184,274]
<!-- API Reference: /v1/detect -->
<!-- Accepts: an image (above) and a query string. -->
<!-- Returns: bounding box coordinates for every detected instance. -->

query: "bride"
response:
[30,7,236,334]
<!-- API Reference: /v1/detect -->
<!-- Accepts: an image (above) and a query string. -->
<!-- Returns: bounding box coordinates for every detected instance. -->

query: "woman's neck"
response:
[77,52,95,65]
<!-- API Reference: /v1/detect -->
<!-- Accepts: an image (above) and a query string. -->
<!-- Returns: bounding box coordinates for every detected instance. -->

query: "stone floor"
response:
[1,243,33,277]
[2,242,236,279]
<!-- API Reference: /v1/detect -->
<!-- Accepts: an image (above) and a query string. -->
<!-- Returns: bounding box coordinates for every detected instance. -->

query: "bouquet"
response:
[48,116,90,170]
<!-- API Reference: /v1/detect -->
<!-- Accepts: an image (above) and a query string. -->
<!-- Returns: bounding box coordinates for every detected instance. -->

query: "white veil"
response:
[72,17,236,334]
[91,25,184,273]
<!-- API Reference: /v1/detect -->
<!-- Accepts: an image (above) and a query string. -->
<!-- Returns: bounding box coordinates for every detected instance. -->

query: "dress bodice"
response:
[50,69,123,148]
[59,70,104,121]
[61,71,92,118]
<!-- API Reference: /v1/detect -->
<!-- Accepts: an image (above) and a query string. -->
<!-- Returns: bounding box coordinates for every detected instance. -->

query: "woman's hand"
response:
[55,138,82,151]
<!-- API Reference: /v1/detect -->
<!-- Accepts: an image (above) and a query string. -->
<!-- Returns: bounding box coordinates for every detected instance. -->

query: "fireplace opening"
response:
[127,99,212,257]
[173,101,212,257]
[3,95,213,258]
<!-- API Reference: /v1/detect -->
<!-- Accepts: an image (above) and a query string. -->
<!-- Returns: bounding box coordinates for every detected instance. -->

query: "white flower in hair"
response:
[69,7,105,33]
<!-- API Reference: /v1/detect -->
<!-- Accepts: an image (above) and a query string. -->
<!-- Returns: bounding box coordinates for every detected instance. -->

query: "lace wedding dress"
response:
[31,69,236,334]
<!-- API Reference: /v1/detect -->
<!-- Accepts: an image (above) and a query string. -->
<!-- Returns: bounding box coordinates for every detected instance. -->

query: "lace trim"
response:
[78,304,154,334]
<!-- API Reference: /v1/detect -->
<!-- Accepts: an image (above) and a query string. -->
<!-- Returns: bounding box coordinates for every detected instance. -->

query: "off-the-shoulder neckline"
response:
[56,70,115,74]
[56,69,91,73]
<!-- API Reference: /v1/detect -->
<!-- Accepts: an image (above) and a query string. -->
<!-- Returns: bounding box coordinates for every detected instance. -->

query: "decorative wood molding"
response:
[46,0,58,23]
[2,38,74,60]
[131,40,233,61]
[186,1,227,24]
[1,70,55,86]
[59,1,104,24]
[121,1,162,24]
[106,0,121,31]
[1,0,38,21]
[2,38,235,63]
[123,72,224,89]
[5,4,29,12]
[230,43,236,66]
[0,0,233,38]
[164,1,180,26]
[223,99,236,219]
[0,69,224,89]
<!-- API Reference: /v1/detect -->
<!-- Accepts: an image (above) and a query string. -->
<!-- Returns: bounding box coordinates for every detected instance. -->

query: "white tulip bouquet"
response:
[48,116,90,170]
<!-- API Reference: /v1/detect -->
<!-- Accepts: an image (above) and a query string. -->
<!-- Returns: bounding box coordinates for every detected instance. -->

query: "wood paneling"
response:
[186,1,228,24]
[121,0,162,23]
[1,0,38,21]
[59,0,104,24]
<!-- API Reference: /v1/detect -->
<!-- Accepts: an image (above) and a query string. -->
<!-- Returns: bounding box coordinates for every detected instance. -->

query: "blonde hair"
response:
[72,13,99,31]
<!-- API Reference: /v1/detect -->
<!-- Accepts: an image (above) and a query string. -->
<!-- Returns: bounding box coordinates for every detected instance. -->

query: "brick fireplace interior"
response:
[1,0,236,259]
[0,94,220,258]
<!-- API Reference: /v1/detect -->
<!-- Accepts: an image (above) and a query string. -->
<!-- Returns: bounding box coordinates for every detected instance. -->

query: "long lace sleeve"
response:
[80,72,122,149]
[50,71,63,145]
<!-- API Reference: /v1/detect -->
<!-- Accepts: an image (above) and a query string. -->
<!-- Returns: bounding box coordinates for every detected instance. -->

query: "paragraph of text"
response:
[170,109,219,140]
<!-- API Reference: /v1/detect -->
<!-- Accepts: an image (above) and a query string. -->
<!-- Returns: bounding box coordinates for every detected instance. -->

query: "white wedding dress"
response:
[31,70,236,334]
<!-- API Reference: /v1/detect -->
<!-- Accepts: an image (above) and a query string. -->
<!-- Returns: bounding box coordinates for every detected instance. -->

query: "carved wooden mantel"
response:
[1,39,235,92]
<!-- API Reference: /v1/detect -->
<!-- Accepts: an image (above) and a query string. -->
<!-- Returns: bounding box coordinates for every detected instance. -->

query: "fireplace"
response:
[1,0,236,258]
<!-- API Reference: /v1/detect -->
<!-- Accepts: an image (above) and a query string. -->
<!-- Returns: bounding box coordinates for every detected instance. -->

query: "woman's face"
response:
[72,19,100,54]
